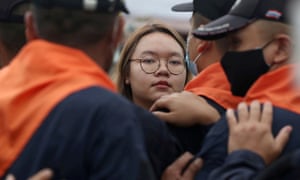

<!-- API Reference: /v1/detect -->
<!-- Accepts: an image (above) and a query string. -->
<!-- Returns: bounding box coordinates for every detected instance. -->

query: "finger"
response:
[274,125,292,153]
[237,102,249,123]
[152,111,173,123]
[249,100,261,122]
[261,101,273,125]
[166,92,180,98]
[169,152,194,170]
[182,91,193,95]
[5,175,15,180]
[226,109,237,131]
[28,168,53,180]
[149,98,169,112]
[195,94,207,102]
[182,158,203,179]
[184,91,205,102]
[161,152,193,180]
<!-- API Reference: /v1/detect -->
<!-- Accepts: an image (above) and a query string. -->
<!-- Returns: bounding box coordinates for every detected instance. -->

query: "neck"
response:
[199,49,223,72]
[0,43,12,68]
[80,42,113,72]
[132,97,152,110]
[269,60,290,72]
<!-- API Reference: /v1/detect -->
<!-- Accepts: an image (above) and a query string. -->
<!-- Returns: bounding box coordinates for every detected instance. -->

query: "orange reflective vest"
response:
[244,64,300,114]
[185,62,242,109]
[0,40,116,176]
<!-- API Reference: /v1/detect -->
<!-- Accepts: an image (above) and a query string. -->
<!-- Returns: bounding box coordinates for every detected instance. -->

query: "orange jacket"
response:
[244,64,300,114]
[185,62,242,109]
[0,40,116,176]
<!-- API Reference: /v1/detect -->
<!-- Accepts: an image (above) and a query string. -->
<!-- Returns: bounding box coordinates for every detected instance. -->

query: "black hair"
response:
[32,5,118,48]
[0,2,29,65]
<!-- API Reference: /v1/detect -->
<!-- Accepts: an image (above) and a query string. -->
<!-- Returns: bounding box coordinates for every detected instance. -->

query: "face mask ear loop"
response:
[193,45,208,63]
[193,52,203,63]
[261,39,274,50]
[261,39,275,67]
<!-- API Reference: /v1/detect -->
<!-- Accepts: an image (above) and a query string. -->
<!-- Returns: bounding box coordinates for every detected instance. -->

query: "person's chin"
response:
[153,91,172,99]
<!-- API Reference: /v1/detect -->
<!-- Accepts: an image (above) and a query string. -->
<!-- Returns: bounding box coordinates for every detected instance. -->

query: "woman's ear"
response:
[24,11,39,41]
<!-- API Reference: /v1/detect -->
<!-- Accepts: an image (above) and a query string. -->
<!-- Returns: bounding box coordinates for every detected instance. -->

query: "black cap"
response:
[33,0,129,14]
[0,0,28,23]
[171,2,193,12]
[193,0,290,40]
[171,0,236,21]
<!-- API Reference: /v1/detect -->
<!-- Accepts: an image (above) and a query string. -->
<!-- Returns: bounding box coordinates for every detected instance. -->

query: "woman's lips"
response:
[152,81,171,88]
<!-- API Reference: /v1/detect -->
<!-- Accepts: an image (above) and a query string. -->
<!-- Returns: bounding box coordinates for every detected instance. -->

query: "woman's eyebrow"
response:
[139,51,183,58]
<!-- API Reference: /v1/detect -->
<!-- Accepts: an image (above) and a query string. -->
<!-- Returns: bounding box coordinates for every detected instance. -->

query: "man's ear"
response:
[273,34,291,64]
[196,40,211,53]
[111,15,125,49]
[24,11,39,41]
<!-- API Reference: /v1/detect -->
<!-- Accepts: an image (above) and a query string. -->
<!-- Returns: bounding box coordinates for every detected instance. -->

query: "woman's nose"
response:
[154,60,170,76]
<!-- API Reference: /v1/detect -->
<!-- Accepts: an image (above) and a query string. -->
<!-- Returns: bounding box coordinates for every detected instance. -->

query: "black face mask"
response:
[221,41,272,97]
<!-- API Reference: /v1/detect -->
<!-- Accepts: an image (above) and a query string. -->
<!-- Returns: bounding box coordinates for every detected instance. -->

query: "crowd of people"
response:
[0,0,299,179]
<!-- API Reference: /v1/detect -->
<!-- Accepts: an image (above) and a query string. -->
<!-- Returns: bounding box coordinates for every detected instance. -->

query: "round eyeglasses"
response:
[130,55,186,75]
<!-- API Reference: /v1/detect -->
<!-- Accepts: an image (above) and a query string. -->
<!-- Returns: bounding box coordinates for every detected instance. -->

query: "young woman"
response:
[116,23,190,110]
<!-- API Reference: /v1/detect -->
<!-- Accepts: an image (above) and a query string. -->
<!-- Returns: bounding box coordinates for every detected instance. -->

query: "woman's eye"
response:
[142,58,157,64]
[169,60,183,65]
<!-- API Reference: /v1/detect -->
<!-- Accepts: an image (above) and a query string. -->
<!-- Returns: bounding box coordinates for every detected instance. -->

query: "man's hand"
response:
[227,101,292,165]
[161,152,203,180]
[5,168,53,180]
[150,91,220,126]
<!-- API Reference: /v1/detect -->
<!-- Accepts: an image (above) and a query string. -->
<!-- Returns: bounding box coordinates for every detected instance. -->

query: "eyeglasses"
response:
[130,55,186,75]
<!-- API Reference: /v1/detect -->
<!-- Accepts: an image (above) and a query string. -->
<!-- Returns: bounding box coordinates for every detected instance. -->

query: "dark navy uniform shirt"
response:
[196,106,300,180]
[5,87,182,179]
[167,96,225,154]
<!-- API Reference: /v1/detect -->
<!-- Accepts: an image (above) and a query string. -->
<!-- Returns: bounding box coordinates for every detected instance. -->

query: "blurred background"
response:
[125,0,192,34]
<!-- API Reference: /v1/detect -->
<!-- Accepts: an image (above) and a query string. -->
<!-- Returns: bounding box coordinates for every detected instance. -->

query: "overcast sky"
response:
[125,0,192,20]
[123,0,193,33]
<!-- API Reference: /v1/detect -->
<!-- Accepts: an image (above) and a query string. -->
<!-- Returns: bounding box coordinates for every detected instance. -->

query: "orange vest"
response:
[244,64,300,114]
[0,40,116,176]
[185,62,242,109]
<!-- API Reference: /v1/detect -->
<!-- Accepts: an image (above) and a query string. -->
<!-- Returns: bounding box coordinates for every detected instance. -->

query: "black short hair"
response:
[0,2,29,62]
[32,5,118,48]
[0,22,26,59]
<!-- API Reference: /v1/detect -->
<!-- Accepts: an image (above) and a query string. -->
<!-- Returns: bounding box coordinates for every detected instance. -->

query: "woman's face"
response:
[127,32,187,109]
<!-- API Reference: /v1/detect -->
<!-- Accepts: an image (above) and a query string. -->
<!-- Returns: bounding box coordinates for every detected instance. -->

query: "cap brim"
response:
[192,14,251,40]
[171,2,193,12]
[118,3,129,14]
[121,7,129,14]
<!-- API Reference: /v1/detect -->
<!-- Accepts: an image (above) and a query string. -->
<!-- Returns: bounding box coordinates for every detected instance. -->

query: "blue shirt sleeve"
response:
[195,106,300,180]
[163,95,224,154]
[195,116,229,179]
[208,150,266,180]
